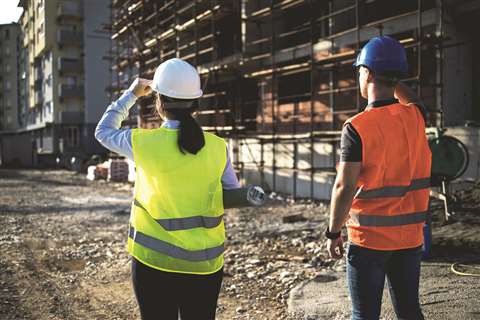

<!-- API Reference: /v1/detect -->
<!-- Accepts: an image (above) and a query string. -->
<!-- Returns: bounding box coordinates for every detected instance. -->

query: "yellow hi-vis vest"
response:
[128,127,227,274]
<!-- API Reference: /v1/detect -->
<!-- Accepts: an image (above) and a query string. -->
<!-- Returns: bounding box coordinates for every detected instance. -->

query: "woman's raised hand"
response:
[130,78,153,98]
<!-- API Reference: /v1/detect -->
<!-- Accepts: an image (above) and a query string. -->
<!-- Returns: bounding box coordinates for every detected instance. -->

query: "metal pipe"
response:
[355,0,361,112]
[417,0,423,98]
[293,101,298,200]
[309,0,315,199]
[437,0,444,128]
[270,0,277,193]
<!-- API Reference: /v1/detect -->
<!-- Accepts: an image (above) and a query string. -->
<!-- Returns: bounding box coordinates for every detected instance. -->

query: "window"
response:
[45,101,52,114]
[65,76,77,86]
[62,24,75,32]
[5,81,11,90]
[66,126,80,147]
[4,29,9,40]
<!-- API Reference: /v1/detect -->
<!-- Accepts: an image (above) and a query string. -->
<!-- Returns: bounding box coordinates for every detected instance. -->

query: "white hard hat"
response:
[150,58,203,99]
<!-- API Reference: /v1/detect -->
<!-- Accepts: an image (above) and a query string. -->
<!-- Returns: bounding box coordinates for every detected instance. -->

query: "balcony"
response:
[57,1,83,20]
[58,58,83,74]
[34,91,43,108]
[57,30,83,47]
[59,84,84,99]
[34,79,42,91]
[34,56,42,68]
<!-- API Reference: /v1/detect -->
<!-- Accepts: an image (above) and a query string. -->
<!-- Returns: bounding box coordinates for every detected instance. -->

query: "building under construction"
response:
[110,0,480,200]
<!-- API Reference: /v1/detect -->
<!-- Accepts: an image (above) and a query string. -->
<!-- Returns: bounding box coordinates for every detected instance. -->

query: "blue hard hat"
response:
[353,36,408,75]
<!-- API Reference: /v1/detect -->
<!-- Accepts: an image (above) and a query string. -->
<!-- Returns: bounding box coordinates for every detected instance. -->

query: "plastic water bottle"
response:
[223,186,266,208]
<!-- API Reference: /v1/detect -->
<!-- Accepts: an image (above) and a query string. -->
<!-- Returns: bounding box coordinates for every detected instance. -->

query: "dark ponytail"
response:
[159,95,205,155]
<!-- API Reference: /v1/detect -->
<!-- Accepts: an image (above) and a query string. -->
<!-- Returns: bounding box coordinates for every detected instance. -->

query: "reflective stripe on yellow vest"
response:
[345,103,431,251]
[128,127,227,274]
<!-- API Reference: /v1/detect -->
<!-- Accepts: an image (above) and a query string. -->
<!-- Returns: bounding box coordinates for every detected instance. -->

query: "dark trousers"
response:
[131,257,223,320]
[347,243,424,320]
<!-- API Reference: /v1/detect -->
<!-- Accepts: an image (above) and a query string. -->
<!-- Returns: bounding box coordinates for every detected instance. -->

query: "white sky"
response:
[0,0,23,25]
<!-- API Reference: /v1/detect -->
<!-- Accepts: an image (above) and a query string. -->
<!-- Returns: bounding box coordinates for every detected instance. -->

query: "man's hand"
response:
[327,237,344,259]
[130,78,153,98]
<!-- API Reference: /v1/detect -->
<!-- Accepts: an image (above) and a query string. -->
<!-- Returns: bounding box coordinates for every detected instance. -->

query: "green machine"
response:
[427,128,469,223]
[420,128,469,259]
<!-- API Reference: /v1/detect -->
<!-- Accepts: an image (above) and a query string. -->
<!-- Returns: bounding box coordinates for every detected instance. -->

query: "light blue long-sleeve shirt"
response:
[95,90,241,190]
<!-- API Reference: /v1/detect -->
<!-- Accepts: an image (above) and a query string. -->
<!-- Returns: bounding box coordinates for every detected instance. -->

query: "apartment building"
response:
[0,0,110,167]
[0,23,21,131]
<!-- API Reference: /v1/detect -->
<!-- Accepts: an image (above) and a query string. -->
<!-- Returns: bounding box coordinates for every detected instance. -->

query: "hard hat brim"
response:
[149,83,203,99]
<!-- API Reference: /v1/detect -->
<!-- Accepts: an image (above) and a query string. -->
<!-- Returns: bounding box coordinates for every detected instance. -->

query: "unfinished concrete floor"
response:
[0,169,479,319]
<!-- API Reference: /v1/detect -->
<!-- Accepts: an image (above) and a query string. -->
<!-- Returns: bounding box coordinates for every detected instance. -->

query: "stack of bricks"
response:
[96,162,110,180]
[108,159,129,182]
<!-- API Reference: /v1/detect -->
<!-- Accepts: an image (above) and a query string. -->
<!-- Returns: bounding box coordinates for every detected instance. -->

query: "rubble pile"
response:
[5,170,479,319]
[454,181,480,210]
[218,203,346,319]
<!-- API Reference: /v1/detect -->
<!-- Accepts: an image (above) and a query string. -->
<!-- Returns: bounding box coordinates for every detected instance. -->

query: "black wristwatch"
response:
[325,227,341,240]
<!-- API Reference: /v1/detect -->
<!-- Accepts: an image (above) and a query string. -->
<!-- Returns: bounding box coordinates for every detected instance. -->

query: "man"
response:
[325,36,431,320]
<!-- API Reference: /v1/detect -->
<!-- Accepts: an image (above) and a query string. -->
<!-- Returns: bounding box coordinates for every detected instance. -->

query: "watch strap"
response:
[325,227,341,240]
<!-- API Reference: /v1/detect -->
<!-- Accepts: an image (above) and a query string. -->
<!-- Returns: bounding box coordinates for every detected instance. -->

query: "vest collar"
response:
[366,98,399,109]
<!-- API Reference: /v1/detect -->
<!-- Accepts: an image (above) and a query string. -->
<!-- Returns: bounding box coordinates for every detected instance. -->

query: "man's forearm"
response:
[329,184,357,233]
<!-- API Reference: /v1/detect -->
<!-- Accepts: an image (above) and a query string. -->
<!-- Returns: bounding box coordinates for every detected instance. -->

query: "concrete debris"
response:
[86,164,108,181]
[86,166,96,181]
[282,213,307,224]
[236,307,247,314]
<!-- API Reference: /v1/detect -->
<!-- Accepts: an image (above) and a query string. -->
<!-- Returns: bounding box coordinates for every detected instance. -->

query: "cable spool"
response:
[428,135,469,185]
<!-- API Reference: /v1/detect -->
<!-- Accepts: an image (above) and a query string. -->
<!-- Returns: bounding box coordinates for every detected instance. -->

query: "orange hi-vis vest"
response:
[345,103,431,251]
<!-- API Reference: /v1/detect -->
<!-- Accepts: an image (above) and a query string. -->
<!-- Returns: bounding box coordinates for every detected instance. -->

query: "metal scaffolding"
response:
[110,0,454,200]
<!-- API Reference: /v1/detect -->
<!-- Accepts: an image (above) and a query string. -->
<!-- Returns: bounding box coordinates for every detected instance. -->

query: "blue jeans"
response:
[347,243,425,320]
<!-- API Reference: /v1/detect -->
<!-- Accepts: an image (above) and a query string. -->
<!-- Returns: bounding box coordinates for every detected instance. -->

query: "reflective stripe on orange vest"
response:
[349,211,427,227]
[356,178,430,199]
[345,103,432,250]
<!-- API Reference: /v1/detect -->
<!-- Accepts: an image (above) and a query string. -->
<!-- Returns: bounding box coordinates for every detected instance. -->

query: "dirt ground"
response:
[0,169,479,320]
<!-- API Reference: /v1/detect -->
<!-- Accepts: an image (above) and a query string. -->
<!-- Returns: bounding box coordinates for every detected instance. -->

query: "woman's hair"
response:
[156,94,205,155]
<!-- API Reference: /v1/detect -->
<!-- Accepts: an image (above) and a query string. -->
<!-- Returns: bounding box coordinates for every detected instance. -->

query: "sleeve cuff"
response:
[121,90,138,109]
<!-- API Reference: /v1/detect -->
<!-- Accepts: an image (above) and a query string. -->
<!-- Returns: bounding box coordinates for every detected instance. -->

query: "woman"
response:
[95,58,241,319]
